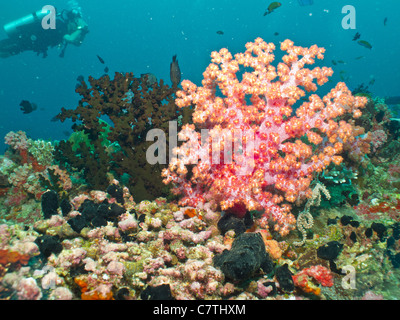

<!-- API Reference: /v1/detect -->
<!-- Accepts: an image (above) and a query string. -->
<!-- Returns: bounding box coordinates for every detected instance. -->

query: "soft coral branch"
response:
[163,38,367,236]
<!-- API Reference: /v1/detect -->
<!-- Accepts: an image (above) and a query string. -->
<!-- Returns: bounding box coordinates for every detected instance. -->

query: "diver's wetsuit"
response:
[0,13,68,58]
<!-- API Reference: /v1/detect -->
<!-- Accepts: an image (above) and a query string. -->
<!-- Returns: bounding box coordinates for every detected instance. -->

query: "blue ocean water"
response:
[0,0,398,150]
[1,1,400,302]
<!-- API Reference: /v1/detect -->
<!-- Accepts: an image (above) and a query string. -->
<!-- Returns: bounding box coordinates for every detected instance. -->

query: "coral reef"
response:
[0,131,72,225]
[213,232,273,282]
[163,38,367,236]
[1,38,400,301]
[54,72,192,202]
[292,265,333,296]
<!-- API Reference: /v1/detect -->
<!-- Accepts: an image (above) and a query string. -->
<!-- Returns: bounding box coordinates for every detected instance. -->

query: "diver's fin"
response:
[59,43,68,58]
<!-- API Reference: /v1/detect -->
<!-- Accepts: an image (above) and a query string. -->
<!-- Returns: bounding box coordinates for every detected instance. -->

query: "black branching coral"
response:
[54,72,192,202]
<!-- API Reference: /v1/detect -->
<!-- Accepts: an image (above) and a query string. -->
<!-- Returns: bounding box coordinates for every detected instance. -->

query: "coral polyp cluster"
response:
[163,38,367,235]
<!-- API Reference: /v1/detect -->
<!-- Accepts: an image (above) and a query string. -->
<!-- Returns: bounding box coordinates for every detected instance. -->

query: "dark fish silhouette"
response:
[216,30,224,35]
[59,44,67,58]
[104,66,109,73]
[20,100,37,114]
[96,55,105,64]
[384,17,388,26]
[274,32,279,36]
[170,55,181,87]
[264,2,281,15]
[352,32,361,41]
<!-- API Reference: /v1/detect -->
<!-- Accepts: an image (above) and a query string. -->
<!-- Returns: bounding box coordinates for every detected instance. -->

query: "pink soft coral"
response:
[163,38,367,235]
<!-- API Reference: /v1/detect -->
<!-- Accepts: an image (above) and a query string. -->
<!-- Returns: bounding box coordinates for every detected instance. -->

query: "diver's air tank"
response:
[3,8,51,36]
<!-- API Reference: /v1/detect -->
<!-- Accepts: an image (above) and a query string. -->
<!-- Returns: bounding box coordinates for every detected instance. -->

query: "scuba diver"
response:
[0,7,88,58]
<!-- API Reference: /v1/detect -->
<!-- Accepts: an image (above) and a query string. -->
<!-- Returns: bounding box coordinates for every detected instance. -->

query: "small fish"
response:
[184,208,203,220]
[355,56,365,60]
[384,17,388,26]
[337,60,345,64]
[96,55,105,64]
[19,100,37,114]
[104,66,109,73]
[170,55,181,87]
[274,32,279,36]
[357,40,372,49]
[332,60,337,65]
[352,32,361,41]
[369,78,375,86]
[264,2,281,15]
[216,30,224,35]
[184,208,197,218]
